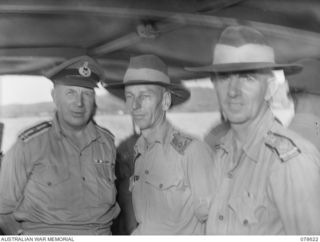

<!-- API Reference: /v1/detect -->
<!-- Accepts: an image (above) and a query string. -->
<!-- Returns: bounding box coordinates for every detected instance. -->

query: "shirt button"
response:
[145,170,149,175]
[227,172,233,179]
[47,182,52,186]
[159,183,163,189]
[218,214,224,221]
[243,219,249,225]
[82,177,86,181]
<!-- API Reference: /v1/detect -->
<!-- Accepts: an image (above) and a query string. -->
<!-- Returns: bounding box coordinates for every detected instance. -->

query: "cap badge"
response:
[78,61,91,77]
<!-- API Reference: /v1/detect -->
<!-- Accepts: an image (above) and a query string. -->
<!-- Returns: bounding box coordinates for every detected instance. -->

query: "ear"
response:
[51,88,58,107]
[265,79,275,101]
[162,90,171,111]
[51,88,55,101]
[265,70,285,101]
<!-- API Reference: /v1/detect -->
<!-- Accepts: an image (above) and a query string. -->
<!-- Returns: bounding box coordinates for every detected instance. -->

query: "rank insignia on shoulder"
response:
[19,121,52,142]
[171,132,193,155]
[215,143,228,155]
[265,131,301,162]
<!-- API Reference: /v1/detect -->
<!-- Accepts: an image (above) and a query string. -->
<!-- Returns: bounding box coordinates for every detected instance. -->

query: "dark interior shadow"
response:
[112,133,139,235]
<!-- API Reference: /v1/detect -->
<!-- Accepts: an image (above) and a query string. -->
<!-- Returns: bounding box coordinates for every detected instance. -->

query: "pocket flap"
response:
[145,173,181,190]
[229,191,262,225]
[32,164,70,186]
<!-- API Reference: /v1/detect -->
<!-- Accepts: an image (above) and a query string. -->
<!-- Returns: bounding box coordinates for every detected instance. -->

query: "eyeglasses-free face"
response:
[212,70,273,127]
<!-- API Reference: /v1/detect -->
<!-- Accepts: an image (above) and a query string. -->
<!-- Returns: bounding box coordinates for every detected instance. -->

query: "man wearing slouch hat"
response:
[106,54,214,235]
[186,25,320,234]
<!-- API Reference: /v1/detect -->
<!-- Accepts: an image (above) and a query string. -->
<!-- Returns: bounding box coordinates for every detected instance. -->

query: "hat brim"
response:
[185,62,302,76]
[105,81,190,106]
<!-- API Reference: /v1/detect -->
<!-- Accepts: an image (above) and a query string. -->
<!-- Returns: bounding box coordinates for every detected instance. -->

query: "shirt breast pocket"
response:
[94,161,117,205]
[32,164,70,187]
[229,191,266,228]
[144,173,188,220]
[94,160,116,184]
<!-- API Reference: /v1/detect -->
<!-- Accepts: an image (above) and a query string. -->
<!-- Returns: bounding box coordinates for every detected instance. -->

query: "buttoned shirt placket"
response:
[53,119,100,221]
[133,139,158,222]
[208,110,275,234]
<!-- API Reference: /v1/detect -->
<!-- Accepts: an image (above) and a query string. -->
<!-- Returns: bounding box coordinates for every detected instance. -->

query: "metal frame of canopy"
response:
[0,0,319,83]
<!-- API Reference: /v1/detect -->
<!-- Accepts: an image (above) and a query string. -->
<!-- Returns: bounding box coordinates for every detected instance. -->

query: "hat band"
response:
[54,77,97,89]
[213,44,275,64]
[124,68,170,84]
[52,69,100,82]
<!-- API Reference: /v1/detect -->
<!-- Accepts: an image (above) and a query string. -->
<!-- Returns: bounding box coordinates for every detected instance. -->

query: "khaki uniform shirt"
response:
[205,121,230,151]
[206,110,320,235]
[131,121,214,235]
[0,115,120,235]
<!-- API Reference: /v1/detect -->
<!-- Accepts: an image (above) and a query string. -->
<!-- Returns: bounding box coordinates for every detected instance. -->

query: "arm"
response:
[0,122,3,169]
[268,144,320,234]
[117,178,138,234]
[0,214,22,235]
[0,141,30,234]
[115,151,138,234]
[186,140,215,222]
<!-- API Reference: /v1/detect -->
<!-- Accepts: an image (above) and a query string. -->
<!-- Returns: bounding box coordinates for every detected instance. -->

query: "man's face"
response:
[124,84,168,131]
[213,71,271,126]
[52,84,96,130]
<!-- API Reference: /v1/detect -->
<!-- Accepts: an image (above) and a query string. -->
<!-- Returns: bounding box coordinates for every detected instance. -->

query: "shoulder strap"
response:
[19,121,52,142]
[265,131,301,162]
[170,132,193,155]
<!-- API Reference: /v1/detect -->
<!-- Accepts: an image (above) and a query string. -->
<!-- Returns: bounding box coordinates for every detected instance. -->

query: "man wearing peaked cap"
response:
[106,54,215,235]
[0,56,120,235]
[288,58,320,150]
[187,25,320,234]
[46,55,103,89]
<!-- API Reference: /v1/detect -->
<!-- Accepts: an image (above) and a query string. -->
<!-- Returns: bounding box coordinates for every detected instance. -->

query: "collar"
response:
[51,113,99,143]
[218,109,275,163]
[134,120,171,155]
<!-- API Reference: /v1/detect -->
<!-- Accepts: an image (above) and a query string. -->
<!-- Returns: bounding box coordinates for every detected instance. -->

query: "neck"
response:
[231,104,269,145]
[141,115,166,145]
[57,116,89,148]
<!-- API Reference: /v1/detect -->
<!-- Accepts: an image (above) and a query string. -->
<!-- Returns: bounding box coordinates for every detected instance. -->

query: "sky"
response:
[0,75,53,106]
[0,75,109,106]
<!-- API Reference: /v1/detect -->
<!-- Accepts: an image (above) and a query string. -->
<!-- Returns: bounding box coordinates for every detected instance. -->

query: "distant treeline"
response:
[0,88,219,118]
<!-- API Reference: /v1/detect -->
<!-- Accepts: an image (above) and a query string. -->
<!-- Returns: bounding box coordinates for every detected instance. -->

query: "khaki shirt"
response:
[0,115,120,235]
[206,110,320,235]
[205,121,230,151]
[130,121,214,235]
